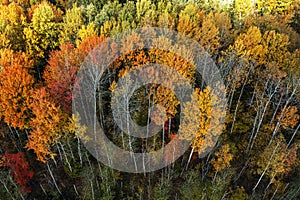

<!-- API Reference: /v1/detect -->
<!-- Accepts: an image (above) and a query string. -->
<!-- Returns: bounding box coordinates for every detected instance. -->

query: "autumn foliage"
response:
[0,65,34,129]
[0,0,299,199]
[26,87,65,162]
[44,36,105,112]
[43,43,81,112]
[3,152,34,193]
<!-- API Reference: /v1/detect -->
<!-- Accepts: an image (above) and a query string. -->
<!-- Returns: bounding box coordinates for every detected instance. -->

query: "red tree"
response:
[43,43,81,112]
[3,152,34,193]
[44,36,106,113]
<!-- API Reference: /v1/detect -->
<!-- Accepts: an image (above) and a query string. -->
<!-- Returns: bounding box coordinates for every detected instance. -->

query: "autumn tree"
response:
[26,87,65,162]
[180,87,225,156]
[211,144,233,172]
[177,4,203,40]
[0,64,34,129]
[135,0,156,26]
[94,0,122,27]
[76,22,98,46]
[198,12,221,55]
[229,26,266,66]
[0,48,33,70]
[0,2,27,51]
[256,0,293,15]
[43,43,81,112]
[44,35,106,113]
[232,0,253,24]
[213,11,235,49]
[59,3,97,45]
[77,35,106,58]
[24,1,62,59]
[117,1,137,30]
[262,30,290,65]
[250,133,298,197]
[2,152,34,193]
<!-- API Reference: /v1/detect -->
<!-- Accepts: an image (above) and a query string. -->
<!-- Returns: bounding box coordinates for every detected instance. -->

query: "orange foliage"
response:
[26,87,65,162]
[44,43,81,112]
[77,35,106,58]
[0,64,34,129]
[0,49,33,70]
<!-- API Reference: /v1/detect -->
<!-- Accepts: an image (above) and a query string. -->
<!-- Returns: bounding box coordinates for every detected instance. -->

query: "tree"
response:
[262,30,290,64]
[59,3,84,45]
[228,186,249,200]
[244,13,299,50]
[0,2,27,51]
[0,64,34,129]
[213,11,235,49]
[232,0,253,24]
[3,152,34,193]
[26,87,65,162]
[76,22,98,46]
[256,0,293,15]
[211,144,233,172]
[117,0,137,28]
[94,0,122,27]
[188,87,225,155]
[177,4,204,40]
[0,48,33,70]
[43,43,81,112]
[198,12,221,55]
[135,0,156,26]
[177,84,226,162]
[24,1,62,59]
[77,35,106,58]
[229,26,267,66]
[44,35,106,113]
[251,133,296,192]
[276,106,300,130]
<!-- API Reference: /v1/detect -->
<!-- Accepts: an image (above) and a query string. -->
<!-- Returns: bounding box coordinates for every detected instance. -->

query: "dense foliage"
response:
[0,0,299,199]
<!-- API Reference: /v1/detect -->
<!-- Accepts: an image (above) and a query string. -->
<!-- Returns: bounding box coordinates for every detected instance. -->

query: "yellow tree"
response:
[283,49,300,76]
[230,26,267,66]
[135,0,156,26]
[198,12,221,55]
[59,3,85,45]
[156,1,176,30]
[147,36,197,122]
[177,4,204,40]
[24,1,62,59]
[251,133,297,189]
[276,106,300,130]
[232,0,253,23]
[100,20,119,36]
[213,12,236,49]
[262,30,290,64]
[0,2,27,51]
[76,22,98,47]
[256,0,293,15]
[180,87,225,155]
[211,144,234,172]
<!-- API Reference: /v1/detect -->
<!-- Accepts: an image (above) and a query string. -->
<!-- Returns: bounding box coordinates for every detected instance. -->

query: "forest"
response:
[0,0,299,199]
